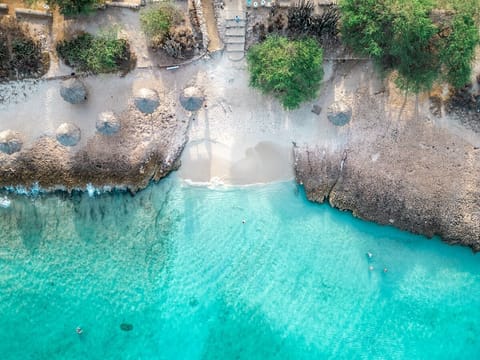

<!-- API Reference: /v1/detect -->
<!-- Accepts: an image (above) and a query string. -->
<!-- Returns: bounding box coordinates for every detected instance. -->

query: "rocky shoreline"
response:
[0,90,189,194]
[294,84,480,251]
[1,55,479,251]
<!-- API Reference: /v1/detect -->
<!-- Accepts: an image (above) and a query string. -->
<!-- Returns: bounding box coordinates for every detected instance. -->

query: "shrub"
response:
[56,31,132,74]
[0,18,49,79]
[247,36,324,109]
[46,0,101,16]
[339,0,480,92]
[163,26,195,59]
[140,2,183,49]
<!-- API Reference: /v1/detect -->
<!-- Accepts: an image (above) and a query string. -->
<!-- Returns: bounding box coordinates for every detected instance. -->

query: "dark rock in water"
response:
[56,123,81,146]
[96,111,120,135]
[327,101,352,126]
[134,88,159,114]
[179,86,204,112]
[0,130,23,154]
[120,323,133,331]
[60,78,88,104]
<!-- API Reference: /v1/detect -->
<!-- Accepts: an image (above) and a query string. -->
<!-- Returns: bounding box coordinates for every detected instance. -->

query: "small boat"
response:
[0,196,11,208]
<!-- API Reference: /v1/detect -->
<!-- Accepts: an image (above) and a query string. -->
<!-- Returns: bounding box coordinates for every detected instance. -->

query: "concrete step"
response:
[225,19,246,28]
[228,52,245,61]
[226,43,245,52]
[225,37,245,44]
[225,27,245,37]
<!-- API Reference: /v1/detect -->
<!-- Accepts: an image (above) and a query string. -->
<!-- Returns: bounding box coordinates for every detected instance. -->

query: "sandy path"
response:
[201,0,223,52]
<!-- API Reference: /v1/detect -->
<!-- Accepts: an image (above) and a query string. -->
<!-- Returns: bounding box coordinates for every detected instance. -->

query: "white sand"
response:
[0,54,361,186]
[174,56,354,185]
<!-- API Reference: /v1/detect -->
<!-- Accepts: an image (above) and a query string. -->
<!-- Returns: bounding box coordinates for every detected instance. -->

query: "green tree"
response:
[339,0,480,91]
[247,36,324,110]
[440,14,480,88]
[46,0,100,16]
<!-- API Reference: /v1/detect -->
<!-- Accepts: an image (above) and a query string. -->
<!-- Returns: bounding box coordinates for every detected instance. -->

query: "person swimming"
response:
[369,265,374,271]
[366,252,373,259]
[76,327,83,335]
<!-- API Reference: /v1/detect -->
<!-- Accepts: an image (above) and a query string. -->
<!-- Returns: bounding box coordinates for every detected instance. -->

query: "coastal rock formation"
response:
[60,79,88,104]
[96,111,120,135]
[0,96,188,193]
[179,86,204,111]
[56,123,81,146]
[295,82,480,251]
[327,101,352,126]
[0,130,23,154]
[134,88,159,114]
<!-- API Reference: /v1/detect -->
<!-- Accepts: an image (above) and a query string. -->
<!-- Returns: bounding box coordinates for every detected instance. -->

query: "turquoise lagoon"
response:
[0,176,479,359]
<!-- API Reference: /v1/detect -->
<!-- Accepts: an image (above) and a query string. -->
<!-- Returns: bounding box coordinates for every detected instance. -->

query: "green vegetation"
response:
[0,18,49,80]
[56,30,133,74]
[339,0,480,92]
[140,2,183,49]
[440,14,480,88]
[247,36,324,110]
[46,0,102,16]
[140,2,196,58]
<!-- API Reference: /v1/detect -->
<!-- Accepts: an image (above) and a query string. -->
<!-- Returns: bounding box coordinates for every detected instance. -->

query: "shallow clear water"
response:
[1,176,479,359]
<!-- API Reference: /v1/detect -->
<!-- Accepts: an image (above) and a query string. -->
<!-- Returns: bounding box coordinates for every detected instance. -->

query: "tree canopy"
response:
[46,0,100,16]
[247,36,324,110]
[339,0,480,92]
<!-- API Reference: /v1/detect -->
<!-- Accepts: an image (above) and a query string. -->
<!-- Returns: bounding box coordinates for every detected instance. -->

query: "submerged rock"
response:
[0,130,22,154]
[179,86,204,112]
[56,123,81,146]
[60,78,88,104]
[327,101,352,126]
[120,323,133,331]
[96,111,120,135]
[134,88,159,114]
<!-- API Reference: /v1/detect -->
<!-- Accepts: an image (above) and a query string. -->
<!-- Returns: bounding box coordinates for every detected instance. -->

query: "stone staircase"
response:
[224,14,246,61]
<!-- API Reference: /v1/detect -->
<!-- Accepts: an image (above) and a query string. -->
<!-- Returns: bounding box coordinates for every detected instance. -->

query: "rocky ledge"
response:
[0,92,189,194]
[295,85,480,251]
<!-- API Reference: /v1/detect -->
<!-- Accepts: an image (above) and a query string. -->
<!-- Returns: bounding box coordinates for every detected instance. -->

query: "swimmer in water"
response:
[366,252,373,259]
[369,265,374,271]
[383,267,388,273]
[76,327,83,335]
[242,219,246,224]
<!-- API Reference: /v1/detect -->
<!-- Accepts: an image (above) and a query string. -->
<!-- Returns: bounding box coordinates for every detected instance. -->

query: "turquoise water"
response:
[1,176,479,359]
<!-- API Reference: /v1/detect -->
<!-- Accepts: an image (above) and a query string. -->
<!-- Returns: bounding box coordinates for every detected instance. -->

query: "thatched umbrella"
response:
[327,101,352,126]
[0,130,22,154]
[56,123,81,146]
[96,111,120,135]
[60,78,88,104]
[134,88,159,114]
[179,86,204,112]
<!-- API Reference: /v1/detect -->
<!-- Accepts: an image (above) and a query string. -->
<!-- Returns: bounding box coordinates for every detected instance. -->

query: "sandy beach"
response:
[0,52,349,186]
